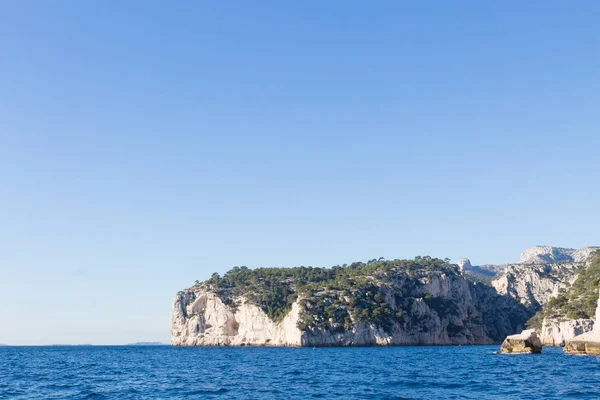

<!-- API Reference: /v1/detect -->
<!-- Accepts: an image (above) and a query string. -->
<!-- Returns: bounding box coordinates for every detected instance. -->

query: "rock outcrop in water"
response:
[172,258,529,347]
[499,329,542,354]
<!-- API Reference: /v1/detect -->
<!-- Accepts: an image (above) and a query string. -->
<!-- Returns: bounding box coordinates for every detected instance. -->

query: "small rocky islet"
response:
[171,246,600,354]
[499,329,543,354]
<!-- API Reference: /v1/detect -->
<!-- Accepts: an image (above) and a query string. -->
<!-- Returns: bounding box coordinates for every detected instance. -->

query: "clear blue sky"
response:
[1,1,599,345]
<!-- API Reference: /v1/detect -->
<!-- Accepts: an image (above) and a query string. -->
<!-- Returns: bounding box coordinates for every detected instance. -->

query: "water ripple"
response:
[1,346,599,399]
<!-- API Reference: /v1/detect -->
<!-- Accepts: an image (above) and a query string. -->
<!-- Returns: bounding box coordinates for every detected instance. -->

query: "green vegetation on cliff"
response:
[197,257,459,332]
[527,252,600,329]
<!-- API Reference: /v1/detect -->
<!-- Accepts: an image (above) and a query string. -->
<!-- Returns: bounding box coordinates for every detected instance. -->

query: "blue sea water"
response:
[1,345,600,399]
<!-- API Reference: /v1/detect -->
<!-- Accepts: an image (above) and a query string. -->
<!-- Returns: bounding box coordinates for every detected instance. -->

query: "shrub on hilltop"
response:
[195,256,459,331]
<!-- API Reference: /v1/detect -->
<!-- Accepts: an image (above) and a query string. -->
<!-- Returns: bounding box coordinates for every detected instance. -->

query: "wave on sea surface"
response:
[1,345,600,399]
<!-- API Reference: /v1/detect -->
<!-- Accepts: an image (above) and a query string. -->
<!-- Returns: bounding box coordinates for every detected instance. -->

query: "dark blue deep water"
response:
[1,345,600,399]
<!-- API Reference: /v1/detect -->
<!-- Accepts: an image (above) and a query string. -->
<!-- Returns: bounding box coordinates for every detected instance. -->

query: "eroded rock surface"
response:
[539,318,594,347]
[171,291,302,346]
[172,247,600,348]
[492,261,579,310]
[564,290,600,355]
[172,261,529,347]
[499,329,542,354]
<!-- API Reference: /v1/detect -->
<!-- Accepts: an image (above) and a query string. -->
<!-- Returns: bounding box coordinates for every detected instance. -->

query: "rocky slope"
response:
[490,247,600,346]
[491,261,579,310]
[564,290,600,355]
[172,258,529,346]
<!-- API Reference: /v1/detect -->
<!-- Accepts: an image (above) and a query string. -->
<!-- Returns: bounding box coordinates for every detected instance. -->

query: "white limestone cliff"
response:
[490,246,600,310]
[171,271,525,347]
[564,290,600,355]
[171,291,302,346]
[172,246,598,347]
[491,261,578,309]
[539,318,594,347]
[492,246,598,346]
[171,288,410,346]
[456,258,472,272]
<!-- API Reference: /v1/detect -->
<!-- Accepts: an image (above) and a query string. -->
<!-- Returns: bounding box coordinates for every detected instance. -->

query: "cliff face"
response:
[172,247,599,347]
[490,247,599,346]
[171,259,529,347]
[539,318,594,347]
[171,289,395,347]
[491,261,579,310]
[564,290,600,355]
[171,291,302,346]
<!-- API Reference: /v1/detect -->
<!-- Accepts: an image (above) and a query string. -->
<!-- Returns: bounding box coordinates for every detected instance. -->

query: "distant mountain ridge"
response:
[517,246,600,265]
[458,246,600,280]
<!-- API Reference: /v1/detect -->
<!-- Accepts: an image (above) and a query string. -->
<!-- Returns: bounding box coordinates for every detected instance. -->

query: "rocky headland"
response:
[172,246,600,347]
[172,258,528,346]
